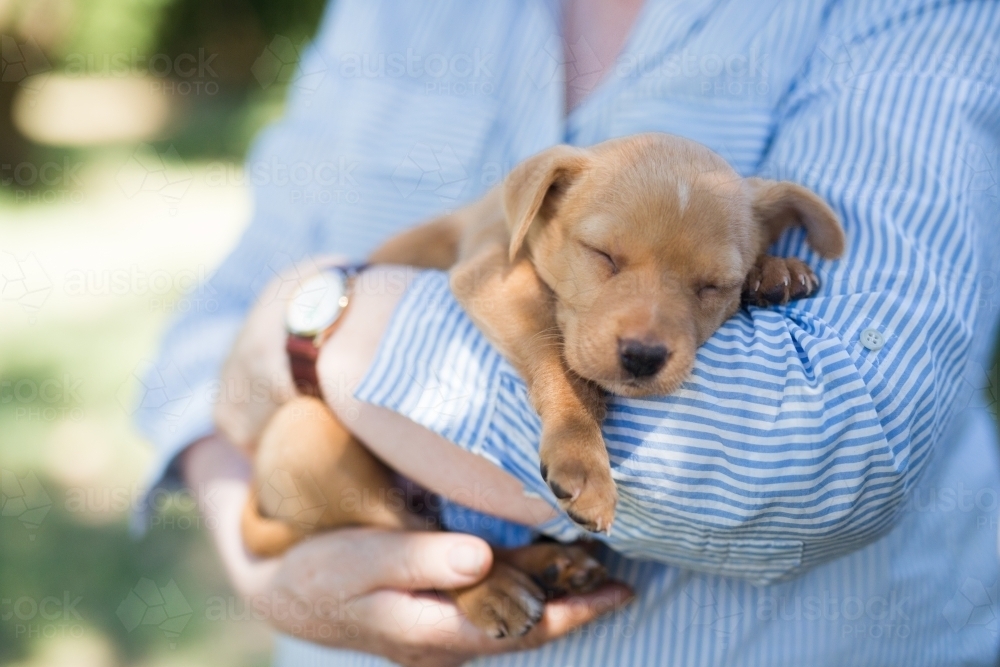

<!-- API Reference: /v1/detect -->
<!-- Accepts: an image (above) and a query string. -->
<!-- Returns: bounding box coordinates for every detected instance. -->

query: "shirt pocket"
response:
[616,533,805,586]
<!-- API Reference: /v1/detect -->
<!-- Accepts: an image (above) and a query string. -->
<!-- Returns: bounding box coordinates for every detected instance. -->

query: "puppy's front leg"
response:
[451,246,617,533]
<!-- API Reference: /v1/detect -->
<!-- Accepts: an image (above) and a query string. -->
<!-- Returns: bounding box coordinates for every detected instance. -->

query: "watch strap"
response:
[286,334,323,398]
[286,263,367,400]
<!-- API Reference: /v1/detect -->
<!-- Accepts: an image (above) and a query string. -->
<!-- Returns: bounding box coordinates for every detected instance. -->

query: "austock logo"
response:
[944,578,998,635]
[960,142,999,201]
[115,144,193,209]
[117,578,193,648]
[2,592,85,640]
[1,469,52,539]
[392,143,468,202]
[816,34,878,96]
[0,34,51,89]
[116,359,194,428]
[958,362,999,412]
[389,590,462,636]
[0,251,52,323]
[667,579,742,646]
[252,35,326,92]
[525,33,599,90]
[256,468,327,531]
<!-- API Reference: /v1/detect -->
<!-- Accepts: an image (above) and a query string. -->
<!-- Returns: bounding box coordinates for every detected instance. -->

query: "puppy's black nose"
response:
[618,340,669,378]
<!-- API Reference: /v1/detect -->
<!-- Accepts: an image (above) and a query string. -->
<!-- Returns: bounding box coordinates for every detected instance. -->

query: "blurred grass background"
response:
[0,0,324,665]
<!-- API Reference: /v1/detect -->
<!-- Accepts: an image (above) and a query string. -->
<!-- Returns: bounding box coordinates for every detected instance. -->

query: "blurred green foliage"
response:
[152,0,327,157]
[1,0,327,165]
[63,0,176,59]
[1,1,327,665]
[0,500,270,666]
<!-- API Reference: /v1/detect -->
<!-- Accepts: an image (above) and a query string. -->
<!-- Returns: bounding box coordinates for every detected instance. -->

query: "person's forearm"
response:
[317,265,559,528]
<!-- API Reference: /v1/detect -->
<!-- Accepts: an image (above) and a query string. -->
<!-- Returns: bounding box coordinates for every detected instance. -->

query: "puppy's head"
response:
[504,133,844,397]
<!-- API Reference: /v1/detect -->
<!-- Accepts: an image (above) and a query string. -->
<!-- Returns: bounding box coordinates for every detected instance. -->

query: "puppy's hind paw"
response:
[454,563,546,639]
[537,545,607,597]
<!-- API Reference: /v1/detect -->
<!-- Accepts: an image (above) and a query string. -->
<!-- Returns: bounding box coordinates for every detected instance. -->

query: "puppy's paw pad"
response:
[539,547,607,596]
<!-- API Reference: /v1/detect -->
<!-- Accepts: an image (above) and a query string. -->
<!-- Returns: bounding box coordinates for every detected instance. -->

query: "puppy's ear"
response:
[503,145,589,262]
[746,177,845,258]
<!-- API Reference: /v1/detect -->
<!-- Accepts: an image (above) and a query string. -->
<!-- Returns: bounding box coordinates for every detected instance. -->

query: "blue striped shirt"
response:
[136,0,1000,664]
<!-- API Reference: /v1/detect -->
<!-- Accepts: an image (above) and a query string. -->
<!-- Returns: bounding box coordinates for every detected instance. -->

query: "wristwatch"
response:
[285,264,367,399]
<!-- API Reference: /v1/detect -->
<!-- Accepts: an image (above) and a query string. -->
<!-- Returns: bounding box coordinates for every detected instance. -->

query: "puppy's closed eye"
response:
[581,242,619,275]
[697,281,739,300]
[697,284,720,299]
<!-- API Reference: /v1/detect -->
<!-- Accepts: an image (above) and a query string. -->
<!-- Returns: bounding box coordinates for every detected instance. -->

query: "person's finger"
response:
[278,528,494,596]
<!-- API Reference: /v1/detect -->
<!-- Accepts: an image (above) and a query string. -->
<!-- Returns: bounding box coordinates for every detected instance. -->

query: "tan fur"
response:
[238,132,844,637]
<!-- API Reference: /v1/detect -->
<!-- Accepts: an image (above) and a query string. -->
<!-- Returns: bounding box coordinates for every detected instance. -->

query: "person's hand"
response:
[183,436,634,667]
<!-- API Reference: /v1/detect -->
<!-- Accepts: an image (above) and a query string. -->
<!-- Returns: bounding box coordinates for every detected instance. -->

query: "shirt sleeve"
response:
[618,2,1000,580]
[660,1,1000,579]
[130,135,324,498]
[131,0,365,497]
[610,2,1000,580]
[131,0,506,508]
[357,1,1000,584]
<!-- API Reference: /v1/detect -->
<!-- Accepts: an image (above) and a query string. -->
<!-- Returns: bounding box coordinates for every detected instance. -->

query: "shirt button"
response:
[861,328,885,351]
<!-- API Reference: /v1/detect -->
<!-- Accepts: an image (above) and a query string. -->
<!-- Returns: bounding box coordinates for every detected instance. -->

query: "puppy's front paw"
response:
[742,255,820,307]
[453,563,545,639]
[539,424,617,534]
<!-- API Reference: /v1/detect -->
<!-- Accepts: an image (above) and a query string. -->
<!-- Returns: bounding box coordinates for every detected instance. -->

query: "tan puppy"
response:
[233,132,844,638]
[371,132,844,532]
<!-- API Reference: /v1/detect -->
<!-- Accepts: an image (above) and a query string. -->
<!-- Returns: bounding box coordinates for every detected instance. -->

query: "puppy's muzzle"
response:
[618,339,669,378]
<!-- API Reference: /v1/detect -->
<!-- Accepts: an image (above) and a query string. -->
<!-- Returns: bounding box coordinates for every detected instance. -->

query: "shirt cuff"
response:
[354,270,584,545]
[130,376,217,535]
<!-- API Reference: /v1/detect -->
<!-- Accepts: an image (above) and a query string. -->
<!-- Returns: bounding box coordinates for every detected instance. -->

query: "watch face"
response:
[286,270,349,337]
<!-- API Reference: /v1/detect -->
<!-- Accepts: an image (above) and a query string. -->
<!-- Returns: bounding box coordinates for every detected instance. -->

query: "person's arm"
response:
[347,2,1000,585]
[192,260,634,663]
[130,1,633,661]
[213,262,561,527]
[599,3,1000,580]
[595,2,1000,582]
[130,0,433,501]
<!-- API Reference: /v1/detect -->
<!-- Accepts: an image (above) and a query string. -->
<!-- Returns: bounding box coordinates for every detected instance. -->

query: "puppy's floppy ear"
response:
[746,177,845,259]
[503,145,589,262]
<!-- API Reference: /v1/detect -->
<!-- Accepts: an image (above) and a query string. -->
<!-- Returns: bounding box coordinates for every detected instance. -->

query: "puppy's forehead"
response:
[583,138,745,210]
[571,145,752,273]
[580,158,747,227]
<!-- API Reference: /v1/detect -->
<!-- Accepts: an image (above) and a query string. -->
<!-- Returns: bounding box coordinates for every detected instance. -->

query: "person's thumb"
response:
[280,528,494,595]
